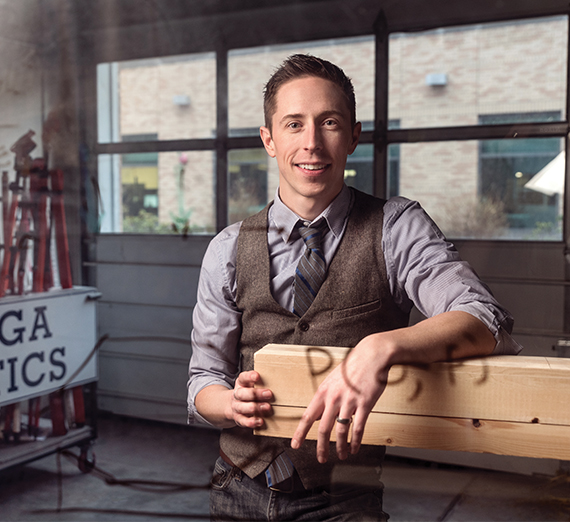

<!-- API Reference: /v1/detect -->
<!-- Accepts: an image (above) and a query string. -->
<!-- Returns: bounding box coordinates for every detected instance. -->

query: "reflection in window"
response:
[228,149,269,224]
[121,134,159,229]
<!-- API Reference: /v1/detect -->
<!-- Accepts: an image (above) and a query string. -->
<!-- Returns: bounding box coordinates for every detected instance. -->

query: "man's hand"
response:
[195,370,273,429]
[229,370,274,429]
[290,335,391,463]
[289,311,496,463]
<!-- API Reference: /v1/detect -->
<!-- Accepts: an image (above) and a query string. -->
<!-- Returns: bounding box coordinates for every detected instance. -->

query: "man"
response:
[187,54,521,521]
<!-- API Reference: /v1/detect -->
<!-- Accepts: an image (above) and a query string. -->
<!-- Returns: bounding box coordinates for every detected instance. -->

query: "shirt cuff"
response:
[452,303,523,356]
[187,381,232,428]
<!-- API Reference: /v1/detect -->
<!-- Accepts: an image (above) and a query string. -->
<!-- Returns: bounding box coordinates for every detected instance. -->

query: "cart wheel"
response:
[78,446,96,473]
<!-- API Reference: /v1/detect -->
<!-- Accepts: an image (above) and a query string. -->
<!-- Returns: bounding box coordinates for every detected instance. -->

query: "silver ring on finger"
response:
[336,417,351,425]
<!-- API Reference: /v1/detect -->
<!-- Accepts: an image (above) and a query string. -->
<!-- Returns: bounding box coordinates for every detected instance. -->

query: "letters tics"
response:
[0,306,67,400]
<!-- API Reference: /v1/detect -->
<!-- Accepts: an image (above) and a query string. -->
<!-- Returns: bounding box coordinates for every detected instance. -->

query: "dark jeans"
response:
[209,457,389,521]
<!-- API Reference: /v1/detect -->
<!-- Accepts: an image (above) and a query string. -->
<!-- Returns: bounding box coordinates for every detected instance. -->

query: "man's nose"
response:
[303,124,323,151]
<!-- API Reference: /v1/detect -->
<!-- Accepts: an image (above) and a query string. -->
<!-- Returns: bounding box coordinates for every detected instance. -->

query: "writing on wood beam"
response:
[253,344,570,460]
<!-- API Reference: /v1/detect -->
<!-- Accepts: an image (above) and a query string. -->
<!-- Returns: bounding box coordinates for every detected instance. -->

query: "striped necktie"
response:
[265,452,295,489]
[293,219,328,317]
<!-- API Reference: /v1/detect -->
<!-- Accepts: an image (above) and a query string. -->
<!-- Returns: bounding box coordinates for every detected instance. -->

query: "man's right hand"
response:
[195,371,273,429]
[228,370,274,428]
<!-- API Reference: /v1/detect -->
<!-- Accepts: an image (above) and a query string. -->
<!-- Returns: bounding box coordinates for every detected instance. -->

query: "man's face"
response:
[260,76,361,218]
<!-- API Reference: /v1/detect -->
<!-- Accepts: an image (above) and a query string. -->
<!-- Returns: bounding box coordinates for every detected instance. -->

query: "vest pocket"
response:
[331,299,382,320]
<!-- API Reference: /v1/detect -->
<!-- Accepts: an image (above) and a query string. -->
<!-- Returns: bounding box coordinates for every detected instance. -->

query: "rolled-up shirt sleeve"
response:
[187,223,243,426]
[383,197,522,356]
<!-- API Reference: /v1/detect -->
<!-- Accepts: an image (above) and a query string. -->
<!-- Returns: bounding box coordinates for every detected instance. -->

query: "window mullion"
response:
[388,122,570,145]
[216,47,229,232]
[373,12,389,199]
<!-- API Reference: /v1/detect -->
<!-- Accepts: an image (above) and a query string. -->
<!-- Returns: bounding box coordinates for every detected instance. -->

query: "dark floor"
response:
[1,414,569,521]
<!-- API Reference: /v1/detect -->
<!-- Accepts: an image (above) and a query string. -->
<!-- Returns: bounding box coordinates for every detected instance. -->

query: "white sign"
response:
[0,287,99,406]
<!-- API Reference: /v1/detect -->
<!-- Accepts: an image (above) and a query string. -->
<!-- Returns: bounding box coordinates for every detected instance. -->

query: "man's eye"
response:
[288,122,301,129]
[324,120,337,126]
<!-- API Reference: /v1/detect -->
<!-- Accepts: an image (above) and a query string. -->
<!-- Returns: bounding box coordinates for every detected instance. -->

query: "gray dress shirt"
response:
[187,184,522,426]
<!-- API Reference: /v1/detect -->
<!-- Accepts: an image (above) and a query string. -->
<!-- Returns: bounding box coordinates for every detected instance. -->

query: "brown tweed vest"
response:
[219,188,410,489]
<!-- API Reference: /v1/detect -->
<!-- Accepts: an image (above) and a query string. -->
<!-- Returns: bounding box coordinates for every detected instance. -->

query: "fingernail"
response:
[262,390,272,399]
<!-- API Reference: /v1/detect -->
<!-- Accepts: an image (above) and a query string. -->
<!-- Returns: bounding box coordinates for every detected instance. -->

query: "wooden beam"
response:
[253,344,570,460]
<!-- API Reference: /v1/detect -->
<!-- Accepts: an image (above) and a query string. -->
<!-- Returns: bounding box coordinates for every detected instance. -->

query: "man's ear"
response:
[260,126,276,157]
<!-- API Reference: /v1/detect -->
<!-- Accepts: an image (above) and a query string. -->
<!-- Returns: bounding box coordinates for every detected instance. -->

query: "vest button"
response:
[299,322,310,332]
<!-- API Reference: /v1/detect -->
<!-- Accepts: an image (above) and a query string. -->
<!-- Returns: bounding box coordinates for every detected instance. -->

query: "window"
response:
[389,18,567,129]
[98,55,216,143]
[479,114,562,239]
[99,151,216,234]
[97,53,216,234]
[95,17,568,240]
[397,139,562,240]
[388,17,567,241]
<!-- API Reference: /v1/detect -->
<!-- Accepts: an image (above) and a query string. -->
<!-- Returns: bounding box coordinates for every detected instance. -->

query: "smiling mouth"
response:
[297,163,328,171]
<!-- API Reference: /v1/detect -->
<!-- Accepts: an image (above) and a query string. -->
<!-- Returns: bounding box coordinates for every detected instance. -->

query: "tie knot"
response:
[299,220,328,249]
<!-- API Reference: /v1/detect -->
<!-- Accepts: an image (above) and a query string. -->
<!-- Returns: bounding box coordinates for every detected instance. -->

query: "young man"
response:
[188,54,521,521]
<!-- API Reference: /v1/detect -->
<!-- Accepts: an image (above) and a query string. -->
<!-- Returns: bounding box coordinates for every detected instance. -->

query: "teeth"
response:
[298,164,326,170]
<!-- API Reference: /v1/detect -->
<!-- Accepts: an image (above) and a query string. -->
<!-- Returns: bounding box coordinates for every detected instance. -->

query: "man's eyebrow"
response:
[279,113,304,124]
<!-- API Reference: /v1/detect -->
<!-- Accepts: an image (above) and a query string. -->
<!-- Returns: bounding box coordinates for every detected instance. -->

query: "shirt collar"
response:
[269,184,353,243]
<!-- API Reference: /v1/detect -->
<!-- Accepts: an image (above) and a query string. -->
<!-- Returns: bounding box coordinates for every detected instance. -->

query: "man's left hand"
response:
[290,334,390,463]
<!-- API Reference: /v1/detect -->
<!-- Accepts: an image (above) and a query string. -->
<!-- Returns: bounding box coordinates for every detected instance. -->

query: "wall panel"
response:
[95,234,209,424]
[455,241,568,358]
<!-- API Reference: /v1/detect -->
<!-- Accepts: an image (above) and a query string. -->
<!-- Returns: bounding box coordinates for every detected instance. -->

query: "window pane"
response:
[99,151,215,234]
[228,149,271,224]
[345,144,374,195]
[397,139,563,240]
[228,37,374,135]
[97,53,216,143]
[389,17,568,128]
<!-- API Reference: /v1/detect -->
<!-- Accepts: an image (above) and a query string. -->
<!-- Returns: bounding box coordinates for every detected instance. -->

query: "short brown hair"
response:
[263,54,356,130]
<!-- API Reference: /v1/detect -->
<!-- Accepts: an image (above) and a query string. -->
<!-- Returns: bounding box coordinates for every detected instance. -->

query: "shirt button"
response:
[299,322,310,332]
